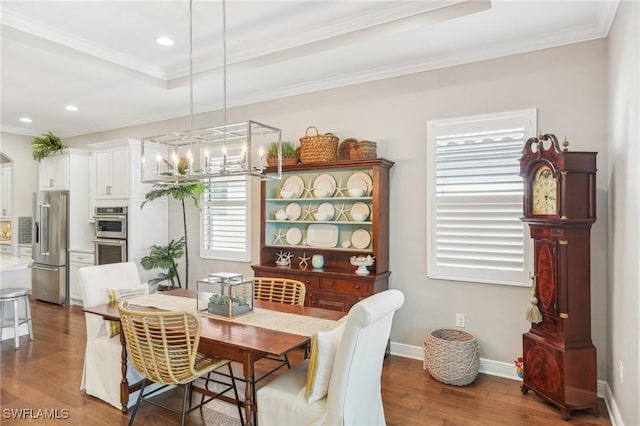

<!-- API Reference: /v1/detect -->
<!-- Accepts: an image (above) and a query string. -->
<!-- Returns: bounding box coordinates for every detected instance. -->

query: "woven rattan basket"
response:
[423,329,479,386]
[338,138,357,160]
[351,140,377,160]
[299,126,338,163]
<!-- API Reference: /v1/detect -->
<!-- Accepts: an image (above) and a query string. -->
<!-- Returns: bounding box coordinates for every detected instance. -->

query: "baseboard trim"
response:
[389,341,618,425]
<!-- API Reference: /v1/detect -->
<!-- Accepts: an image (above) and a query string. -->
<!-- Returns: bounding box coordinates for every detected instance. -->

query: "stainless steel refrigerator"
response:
[32,191,69,305]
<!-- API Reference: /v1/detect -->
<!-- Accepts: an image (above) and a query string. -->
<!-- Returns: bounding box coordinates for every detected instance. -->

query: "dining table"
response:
[82,288,344,425]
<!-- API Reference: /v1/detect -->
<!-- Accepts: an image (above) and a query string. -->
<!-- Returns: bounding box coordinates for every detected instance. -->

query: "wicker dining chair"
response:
[118,301,243,426]
[253,277,306,306]
[253,277,308,371]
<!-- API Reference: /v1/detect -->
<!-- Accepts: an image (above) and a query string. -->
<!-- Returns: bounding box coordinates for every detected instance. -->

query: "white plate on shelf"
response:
[350,202,370,220]
[282,176,304,198]
[286,227,302,245]
[347,172,373,195]
[317,202,335,220]
[312,174,336,198]
[351,229,371,249]
[285,203,302,221]
[307,224,339,248]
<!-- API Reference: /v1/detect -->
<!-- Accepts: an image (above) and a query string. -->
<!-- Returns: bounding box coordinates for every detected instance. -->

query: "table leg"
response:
[119,331,129,414]
[242,355,256,426]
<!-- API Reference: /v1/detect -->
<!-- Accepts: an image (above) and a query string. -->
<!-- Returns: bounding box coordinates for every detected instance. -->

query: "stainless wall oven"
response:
[93,206,128,265]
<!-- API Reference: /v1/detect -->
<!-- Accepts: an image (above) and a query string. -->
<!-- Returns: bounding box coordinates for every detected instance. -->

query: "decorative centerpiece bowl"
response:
[350,255,375,275]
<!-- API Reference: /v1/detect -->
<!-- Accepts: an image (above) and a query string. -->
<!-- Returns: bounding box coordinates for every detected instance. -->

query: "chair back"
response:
[325,289,404,426]
[253,277,306,306]
[118,301,202,385]
[80,261,142,339]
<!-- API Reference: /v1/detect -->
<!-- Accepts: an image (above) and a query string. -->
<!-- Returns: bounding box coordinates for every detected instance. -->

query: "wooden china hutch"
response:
[252,158,393,312]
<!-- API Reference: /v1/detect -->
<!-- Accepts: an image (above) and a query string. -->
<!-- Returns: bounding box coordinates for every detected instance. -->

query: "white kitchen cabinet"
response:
[0,165,11,218]
[37,149,93,253]
[38,154,69,190]
[95,146,129,199]
[38,149,91,193]
[69,251,94,304]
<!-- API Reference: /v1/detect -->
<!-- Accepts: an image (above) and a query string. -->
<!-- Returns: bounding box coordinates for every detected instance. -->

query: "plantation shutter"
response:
[426,109,536,286]
[200,153,251,262]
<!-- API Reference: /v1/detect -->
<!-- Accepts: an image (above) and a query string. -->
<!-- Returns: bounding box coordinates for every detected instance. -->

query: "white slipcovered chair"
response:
[79,261,148,411]
[256,289,405,426]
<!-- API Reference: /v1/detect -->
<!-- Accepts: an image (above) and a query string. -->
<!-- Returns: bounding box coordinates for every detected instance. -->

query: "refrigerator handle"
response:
[35,221,39,243]
[40,204,50,255]
[31,264,59,272]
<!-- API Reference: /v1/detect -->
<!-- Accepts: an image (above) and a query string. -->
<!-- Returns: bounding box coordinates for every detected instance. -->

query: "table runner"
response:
[126,293,337,337]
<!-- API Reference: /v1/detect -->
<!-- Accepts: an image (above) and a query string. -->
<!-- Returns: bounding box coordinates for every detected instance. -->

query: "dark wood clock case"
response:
[519,134,599,420]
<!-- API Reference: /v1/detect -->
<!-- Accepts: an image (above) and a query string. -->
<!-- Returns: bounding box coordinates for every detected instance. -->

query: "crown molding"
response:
[0,125,41,137]
[1,9,167,80]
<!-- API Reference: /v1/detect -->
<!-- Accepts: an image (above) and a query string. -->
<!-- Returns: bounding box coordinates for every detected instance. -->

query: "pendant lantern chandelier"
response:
[140,0,283,185]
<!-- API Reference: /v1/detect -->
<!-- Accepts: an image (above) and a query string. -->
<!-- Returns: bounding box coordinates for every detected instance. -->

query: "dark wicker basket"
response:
[338,138,357,160]
[351,140,377,160]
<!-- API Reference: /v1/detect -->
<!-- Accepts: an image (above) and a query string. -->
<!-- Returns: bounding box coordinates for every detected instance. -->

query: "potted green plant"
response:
[208,293,251,317]
[266,141,298,166]
[141,165,205,289]
[140,237,185,290]
[31,132,66,161]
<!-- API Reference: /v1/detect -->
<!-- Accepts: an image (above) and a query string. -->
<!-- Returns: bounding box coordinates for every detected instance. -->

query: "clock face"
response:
[532,166,557,215]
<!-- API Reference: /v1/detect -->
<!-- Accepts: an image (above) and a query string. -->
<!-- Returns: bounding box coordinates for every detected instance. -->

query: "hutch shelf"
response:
[252,158,393,312]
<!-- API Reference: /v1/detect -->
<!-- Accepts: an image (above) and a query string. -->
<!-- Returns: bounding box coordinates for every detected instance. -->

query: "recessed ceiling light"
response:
[19,117,32,123]
[155,36,174,46]
[65,105,79,112]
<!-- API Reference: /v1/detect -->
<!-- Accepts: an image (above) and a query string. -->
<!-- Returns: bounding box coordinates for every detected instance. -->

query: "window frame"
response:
[426,108,537,286]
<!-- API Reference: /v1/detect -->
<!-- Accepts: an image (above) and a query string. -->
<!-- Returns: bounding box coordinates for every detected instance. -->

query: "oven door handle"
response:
[93,239,126,245]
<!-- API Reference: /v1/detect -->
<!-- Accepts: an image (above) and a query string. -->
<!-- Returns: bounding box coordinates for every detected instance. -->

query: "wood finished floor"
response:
[0,298,612,425]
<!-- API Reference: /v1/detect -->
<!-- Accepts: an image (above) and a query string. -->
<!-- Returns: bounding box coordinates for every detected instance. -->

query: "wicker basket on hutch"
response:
[338,138,377,160]
[351,140,377,160]
[423,329,479,386]
[299,126,338,163]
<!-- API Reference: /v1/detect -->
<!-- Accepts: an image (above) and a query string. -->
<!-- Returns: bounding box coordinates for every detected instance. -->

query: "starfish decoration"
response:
[335,203,349,221]
[302,203,317,221]
[301,183,314,199]
[298,252,310,268]
[335,178,348,197]
[273,229,286,245]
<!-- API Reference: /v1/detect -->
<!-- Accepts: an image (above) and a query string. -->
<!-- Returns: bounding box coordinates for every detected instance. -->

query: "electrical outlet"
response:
[619,360,623,383]
[456,313,465,328]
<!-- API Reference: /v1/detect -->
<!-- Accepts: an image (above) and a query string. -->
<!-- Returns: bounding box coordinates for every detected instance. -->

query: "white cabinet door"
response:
[94,150,112,198]
[109,147,129,198]
[38,154,69,190]
[0,166,11,217]
[94,147,129,199]
[69,251,94,304]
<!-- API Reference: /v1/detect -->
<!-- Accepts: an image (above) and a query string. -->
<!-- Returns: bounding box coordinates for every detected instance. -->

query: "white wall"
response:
[65,40,609,379]
[607,2,640,425]
[0,133,39,255]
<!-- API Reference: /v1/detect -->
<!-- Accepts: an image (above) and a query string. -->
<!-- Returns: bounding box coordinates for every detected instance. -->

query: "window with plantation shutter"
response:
[426,109,536,286]
[200,154,251,262]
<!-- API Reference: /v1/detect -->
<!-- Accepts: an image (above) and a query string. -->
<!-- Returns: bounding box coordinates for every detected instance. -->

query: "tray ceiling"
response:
[0,1,619,138]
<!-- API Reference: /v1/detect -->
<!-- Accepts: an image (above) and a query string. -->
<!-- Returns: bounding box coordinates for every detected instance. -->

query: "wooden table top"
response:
[83,288,344,357]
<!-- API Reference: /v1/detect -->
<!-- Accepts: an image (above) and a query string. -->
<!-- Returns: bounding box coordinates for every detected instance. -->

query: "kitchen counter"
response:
[1,256,30,290]
[0,256,31,342]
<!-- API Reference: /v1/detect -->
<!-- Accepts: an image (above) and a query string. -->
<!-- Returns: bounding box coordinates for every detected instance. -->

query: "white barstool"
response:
[0,288,34,349]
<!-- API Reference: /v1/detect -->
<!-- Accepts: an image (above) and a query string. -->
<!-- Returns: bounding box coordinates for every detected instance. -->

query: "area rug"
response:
[197,377,244,426]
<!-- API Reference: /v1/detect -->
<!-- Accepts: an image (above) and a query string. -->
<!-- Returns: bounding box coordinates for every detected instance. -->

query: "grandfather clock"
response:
[519,134,599,420]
